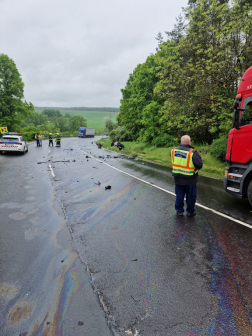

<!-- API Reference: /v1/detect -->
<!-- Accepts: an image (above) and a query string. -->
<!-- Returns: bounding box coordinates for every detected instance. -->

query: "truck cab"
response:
[224,66,252,204]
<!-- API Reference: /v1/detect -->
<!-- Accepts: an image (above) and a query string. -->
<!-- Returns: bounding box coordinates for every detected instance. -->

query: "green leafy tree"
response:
[157,0,252,142]
[139,101,162,142]
[118,54,163,141]
[41,109,62,119]
[104,116,115,133]
[54,117,69,132]
[21,111,48,127]
[64,113,71,118]
[69,116,87,132]
[0,54,34,131]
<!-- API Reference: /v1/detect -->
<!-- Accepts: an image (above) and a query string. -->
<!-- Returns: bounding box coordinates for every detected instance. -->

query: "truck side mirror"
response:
[233,109,240,129]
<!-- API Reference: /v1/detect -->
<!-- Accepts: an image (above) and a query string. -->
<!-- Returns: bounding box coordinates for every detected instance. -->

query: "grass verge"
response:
[97,138,226,180]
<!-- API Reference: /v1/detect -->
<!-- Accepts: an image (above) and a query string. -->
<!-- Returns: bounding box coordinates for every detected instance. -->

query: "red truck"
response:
[224,65,252,205]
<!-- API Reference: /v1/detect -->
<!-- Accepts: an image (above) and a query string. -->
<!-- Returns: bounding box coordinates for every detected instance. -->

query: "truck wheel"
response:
[247,180,252,205]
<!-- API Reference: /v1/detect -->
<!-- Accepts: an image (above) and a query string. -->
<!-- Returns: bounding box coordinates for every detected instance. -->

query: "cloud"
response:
[0,0,187,107]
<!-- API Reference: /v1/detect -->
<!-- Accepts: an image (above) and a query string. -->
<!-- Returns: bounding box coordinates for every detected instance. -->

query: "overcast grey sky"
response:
[0,0,187,107]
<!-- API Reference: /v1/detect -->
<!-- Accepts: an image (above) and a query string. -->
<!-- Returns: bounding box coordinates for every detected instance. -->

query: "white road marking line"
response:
[77,143,252,230]
[49,164,55,178]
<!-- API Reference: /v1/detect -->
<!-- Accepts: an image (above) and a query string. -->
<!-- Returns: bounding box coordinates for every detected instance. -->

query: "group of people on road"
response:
[35,133,61,147]
[35,133,43,147]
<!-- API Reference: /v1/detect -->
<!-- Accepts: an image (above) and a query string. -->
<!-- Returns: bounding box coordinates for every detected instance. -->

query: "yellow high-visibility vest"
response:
[171,147,197,176]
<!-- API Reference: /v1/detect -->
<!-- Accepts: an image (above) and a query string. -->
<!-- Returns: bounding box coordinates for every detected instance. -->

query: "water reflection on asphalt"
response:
[100,150,252,225]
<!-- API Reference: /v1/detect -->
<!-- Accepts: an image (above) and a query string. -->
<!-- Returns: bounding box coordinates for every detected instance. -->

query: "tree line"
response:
[21,109,87,138]
[117,0,252,145]
[35,107,119,112]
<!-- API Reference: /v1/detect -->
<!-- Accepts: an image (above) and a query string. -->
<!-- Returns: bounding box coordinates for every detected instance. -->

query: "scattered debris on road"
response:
[105,185,111,190]
[131,295,140,302]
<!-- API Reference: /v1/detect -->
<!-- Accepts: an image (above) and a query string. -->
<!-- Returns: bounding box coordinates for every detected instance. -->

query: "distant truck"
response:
[78,127,95,138]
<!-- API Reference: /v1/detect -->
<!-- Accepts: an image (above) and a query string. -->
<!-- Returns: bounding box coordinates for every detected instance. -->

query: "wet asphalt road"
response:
[1,137,252,336]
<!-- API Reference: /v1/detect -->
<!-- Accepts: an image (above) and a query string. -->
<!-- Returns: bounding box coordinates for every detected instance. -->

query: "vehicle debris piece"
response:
[105,185,111,190]
[131,295,140,301]
[95,181,101,185]
[37,162,47,164]
[78,321,84,326]
[131,259,138,261]
[92,167,98,169]
[52,160,70,163]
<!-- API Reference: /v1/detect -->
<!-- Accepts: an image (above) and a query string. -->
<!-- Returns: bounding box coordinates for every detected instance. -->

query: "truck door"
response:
[231,96,252,164]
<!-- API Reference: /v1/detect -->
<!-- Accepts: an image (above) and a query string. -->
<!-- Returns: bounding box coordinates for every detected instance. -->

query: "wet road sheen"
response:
[1,137,252,336]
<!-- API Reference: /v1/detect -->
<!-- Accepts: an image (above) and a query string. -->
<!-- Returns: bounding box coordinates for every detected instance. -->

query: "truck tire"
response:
[247,180,252,205]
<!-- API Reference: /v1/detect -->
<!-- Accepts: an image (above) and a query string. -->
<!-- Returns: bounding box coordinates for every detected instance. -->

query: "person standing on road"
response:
[35,133,40,147]
[49,133,53,146]
[39,133,43,146]
[171,135,203,217]
[55,133,61,147]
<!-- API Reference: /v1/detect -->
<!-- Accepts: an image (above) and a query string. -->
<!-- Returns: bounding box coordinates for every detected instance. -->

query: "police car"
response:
[0,132,28,154]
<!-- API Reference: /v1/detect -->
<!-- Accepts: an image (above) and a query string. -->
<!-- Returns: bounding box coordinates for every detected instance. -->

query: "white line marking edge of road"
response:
[77,142,252,230]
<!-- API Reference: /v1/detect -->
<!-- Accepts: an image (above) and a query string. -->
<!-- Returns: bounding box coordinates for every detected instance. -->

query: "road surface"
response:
[1,137,252,336]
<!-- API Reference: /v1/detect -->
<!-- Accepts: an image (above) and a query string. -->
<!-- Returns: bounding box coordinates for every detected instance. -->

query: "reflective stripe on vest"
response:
[171,147,196,176]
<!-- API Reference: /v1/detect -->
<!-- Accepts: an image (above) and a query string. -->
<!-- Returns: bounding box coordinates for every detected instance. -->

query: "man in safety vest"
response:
[171,135,203,216]
[49,133,53,146]
[35,133,39,147]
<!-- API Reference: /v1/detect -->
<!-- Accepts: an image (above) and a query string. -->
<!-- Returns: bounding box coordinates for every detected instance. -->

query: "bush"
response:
[210,136,227,162]
[21,125,41,141]
[151,134,177,148]
[109,126,132,142]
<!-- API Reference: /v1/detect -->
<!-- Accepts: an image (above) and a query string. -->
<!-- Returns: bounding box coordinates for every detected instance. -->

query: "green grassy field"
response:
[35,109,118,130]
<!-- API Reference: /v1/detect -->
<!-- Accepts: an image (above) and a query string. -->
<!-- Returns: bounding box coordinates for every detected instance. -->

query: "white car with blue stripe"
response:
[0,132,28,154]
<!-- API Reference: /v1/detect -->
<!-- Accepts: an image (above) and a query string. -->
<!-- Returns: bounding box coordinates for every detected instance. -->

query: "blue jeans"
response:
[175,184,197,213]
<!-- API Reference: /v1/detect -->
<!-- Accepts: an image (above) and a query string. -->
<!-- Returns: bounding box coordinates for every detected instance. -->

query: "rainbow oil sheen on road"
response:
[2,137,252,336]
[174,210,252,336]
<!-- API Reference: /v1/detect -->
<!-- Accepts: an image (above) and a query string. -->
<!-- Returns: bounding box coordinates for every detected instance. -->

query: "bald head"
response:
[181,135,191,145]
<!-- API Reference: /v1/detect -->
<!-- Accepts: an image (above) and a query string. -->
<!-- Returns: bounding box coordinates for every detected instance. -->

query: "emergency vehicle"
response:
[224,66,252,205]
[0,132,28,154]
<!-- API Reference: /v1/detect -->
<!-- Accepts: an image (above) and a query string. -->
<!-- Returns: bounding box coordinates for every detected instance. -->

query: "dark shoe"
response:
[176,211,184,216]
[187,212,196,217]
